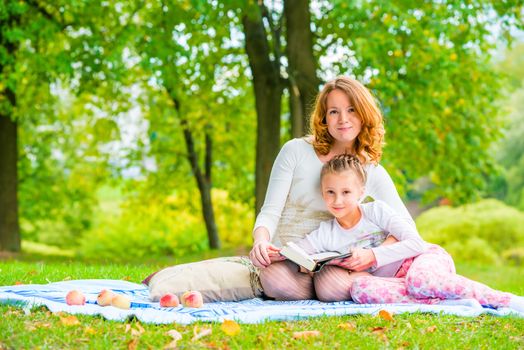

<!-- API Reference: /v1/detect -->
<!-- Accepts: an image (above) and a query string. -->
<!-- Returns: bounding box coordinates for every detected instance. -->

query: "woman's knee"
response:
[259,261,314,300]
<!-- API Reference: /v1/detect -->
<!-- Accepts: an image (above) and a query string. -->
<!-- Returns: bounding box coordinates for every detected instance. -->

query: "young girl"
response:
[285,153,427,302]
[299,154,524,312]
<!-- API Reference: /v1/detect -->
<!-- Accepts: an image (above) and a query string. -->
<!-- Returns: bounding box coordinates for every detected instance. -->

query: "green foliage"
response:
[502,247,524,267]
[490,43,524,210]
[4,0,524,256]
[79,188,253,260]
[416,199,524,264]
[316,1,523,203]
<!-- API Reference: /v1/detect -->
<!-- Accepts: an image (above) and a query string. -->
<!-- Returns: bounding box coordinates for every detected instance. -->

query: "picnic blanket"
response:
[0,279,522,324]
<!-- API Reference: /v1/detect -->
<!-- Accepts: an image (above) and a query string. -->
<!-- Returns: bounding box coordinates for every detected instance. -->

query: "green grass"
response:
[0,253,523,349]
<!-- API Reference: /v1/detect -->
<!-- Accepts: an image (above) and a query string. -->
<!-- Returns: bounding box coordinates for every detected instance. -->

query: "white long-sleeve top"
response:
[254,138,414,245]
[294,200,428,277]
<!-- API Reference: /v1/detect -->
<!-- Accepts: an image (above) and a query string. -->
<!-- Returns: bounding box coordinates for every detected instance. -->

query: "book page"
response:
[286,242,313,261]
[310,251,343,261]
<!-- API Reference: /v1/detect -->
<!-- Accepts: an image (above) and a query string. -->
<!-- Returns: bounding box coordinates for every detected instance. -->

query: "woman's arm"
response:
[252,140,299,241]
[250,140,300,267]
[249,227,284,268]
[366,164,415,226]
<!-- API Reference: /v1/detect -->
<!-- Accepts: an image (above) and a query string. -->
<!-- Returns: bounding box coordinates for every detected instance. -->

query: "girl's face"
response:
[321,170,364,221]
[325,89,362,148]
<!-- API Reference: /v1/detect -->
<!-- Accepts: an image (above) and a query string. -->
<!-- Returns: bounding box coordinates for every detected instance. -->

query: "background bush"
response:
[416,199,524,265]
[78,189,253,260]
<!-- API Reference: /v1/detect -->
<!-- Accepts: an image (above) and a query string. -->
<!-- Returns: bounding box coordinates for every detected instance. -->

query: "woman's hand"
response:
[249,227,285,268]
[328,248,376,272]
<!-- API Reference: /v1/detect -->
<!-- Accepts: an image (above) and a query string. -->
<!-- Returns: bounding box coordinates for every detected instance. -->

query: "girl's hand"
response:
[249,239,284,268]
[328,248,376,272]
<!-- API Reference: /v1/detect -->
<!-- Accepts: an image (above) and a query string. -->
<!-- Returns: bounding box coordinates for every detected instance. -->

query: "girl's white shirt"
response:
[295,200,427,277]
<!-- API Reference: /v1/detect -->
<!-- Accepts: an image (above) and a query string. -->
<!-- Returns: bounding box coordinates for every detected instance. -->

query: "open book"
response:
[280,242,352,273]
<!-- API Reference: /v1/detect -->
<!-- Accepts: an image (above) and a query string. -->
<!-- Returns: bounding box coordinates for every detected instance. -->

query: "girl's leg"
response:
[313,266,370,302]
[350,276,437,304]
[405,245,512,307]
[259,260,315,300]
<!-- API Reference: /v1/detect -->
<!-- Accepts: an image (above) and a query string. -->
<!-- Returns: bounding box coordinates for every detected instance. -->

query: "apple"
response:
[65,290,86,306]
[159,293,180,307]
[97,289,116,306]
[111,294,131,309]
[180,291,203,308]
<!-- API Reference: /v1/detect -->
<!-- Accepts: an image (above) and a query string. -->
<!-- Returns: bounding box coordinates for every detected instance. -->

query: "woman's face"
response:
[325,89,362,148]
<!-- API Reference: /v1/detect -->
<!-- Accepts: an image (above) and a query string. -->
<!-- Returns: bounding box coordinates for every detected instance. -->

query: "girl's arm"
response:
[369,201,427,268]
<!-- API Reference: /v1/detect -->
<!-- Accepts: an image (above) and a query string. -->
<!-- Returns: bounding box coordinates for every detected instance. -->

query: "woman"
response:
[250,76,413,301]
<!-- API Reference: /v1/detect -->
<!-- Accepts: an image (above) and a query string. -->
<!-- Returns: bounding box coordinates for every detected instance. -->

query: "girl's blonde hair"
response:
[308,76,385,164]
[320,154,367,186]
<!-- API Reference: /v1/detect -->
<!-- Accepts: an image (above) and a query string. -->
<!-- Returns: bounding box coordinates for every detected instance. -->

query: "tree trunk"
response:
[174,99,220,249]
[242,7,283,215]
[0,88,21,252]
[284,0,320,137]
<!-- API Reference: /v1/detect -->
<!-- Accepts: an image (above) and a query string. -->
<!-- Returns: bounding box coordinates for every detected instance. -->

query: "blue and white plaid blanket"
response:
[0,279,521,324]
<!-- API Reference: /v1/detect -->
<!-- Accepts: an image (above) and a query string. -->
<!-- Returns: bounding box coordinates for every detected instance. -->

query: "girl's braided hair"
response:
[320,153,367,185]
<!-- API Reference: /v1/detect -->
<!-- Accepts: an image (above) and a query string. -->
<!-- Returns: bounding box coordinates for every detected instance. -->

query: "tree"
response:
[122,0,259,249]
[0,0,64,251]
[284,0,320,137]
[1,0,135,251]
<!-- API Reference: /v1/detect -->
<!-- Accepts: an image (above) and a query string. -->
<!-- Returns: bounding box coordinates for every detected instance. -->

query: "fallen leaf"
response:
[221,319,240,336]
[425,325,437,333]
[74,337,89,343]
[127,338,139,350]
[84,327,97,335]
[292,330,321,339]
[5,309,22,316]
[135,323,145,334]
[192,326,212,341]
[165,329,182,349]
[24,321,37,331]
[34,322,52,329]
[337,322,356,331]
[59,315,80,326]
[14,281,24,285]
[122,276,132,281]
[166,329,183,340]
[379,309,394,321]
[371,327,389,343]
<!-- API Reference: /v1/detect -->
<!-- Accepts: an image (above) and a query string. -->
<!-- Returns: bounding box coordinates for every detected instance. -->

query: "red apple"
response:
[180,291,203,308]
[97,289,116,306]
[160,293,180,307]
[65,290,86,306]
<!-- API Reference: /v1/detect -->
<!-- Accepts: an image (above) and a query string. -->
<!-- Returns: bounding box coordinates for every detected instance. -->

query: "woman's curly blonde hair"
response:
[308,76,385,164]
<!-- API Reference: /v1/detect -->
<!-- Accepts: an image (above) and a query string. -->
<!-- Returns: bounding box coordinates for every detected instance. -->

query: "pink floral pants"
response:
[350,244,511,308]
